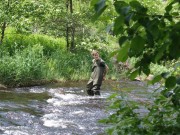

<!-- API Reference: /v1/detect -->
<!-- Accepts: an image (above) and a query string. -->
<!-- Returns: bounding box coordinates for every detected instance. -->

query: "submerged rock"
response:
[0,84,7,90]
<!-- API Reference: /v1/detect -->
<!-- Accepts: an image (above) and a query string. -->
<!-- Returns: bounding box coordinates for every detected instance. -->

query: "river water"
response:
[0,80,156,135]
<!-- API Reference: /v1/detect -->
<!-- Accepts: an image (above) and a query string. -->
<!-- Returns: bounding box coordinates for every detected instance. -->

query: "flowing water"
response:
[0,80,158,135]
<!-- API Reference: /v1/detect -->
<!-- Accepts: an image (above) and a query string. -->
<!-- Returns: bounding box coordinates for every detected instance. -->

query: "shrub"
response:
[2,27,66,56]
[0,45,46,86]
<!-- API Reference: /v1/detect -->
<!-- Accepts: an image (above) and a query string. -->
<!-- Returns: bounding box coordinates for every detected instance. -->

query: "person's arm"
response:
[103,64,109,80]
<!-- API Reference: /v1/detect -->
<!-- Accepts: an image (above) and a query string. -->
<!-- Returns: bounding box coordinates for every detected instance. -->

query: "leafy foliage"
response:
[101,92,180,135]
[91,0,180,134]
[0,0,119,86]
[0,29,117,86]
[0,0,48,33]
[2,28,66,56]
[0,45,45,86]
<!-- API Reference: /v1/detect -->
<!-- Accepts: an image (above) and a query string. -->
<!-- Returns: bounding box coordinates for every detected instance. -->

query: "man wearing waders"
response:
[86,50,109,96]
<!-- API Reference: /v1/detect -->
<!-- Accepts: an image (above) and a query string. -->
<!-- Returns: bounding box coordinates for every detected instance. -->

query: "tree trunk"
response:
[66,24,69,51]
[0,0,10,44]
[0,22,6,45]
[66,0,70,51]
[69,0,75,51]
[70,26,75,51]
[70,0,73,13]
[66,0,75,52]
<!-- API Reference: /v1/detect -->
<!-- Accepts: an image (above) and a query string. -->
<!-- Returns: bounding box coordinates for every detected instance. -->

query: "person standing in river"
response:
[86,50,109,96]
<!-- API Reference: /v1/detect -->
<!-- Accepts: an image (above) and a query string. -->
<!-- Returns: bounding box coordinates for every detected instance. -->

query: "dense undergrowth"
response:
[0,28,118,87]
[0,28,178,88]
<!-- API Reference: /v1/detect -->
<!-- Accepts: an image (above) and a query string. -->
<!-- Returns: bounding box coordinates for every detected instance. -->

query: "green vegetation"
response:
[0,0,179,134]
[91,0,180,134]
[0,28,117,87]
[0,0,118,87]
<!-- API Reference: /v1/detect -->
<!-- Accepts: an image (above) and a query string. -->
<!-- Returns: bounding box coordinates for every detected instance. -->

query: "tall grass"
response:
[0,28,118,87]
[0,45,46,86]
[46,50,92,81]
[0,46,92,86]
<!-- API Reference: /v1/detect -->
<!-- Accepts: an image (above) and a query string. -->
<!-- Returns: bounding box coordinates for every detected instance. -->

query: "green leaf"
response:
[129,69,139,80]
[98,119,108,123]
[90,0,99,6]
[94,0,106,13]
[107,128,115,135]
[174,86,180,94]
[108,93,118,100]
[138,17,150,27]
[91,0,108,21]
[142,65,150,76]
[125,13,133,26]
[117,42,130,62]
[169,29,180,59]
[130,1,147,13]
[160,88,170,97]
[114,1,128,15]
[130,1,142,8]
[109,50,119,58]
[165,13,173,21]
[127,28,134,36]
[92,5,107,21]
[119,36,128,46]
[171,12,179,16]
[176,77,180,85]
[165,1,173,13]
[113,15,124,35]
[149,26,160,40]
[129,36,145,57]
[150,75,162,85]
[172,86,180,107]
[134,61,141,68]
[154,43,167,62]
[161,72,170,79]
[146,30,154,47]
[121,6,131,15]
[165,76,176,89]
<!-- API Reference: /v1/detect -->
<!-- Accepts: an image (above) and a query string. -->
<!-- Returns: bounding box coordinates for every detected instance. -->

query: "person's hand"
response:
[103,76,106,81]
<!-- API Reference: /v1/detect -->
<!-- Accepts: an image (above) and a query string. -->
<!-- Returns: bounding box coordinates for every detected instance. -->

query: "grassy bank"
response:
[0,29,118,87]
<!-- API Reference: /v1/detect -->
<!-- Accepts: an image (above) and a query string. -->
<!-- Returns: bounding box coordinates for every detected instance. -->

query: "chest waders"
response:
[86,59,106,96]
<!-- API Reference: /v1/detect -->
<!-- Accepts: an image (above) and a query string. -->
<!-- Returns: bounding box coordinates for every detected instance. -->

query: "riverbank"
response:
[0,79,74,89]
[0,73,154,90]
[0,78,120,91]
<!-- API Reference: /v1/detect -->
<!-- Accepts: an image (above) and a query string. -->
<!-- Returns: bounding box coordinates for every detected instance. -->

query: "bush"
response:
[2,27,66,56]
[101,91,180,135]
[0,45,46,86]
